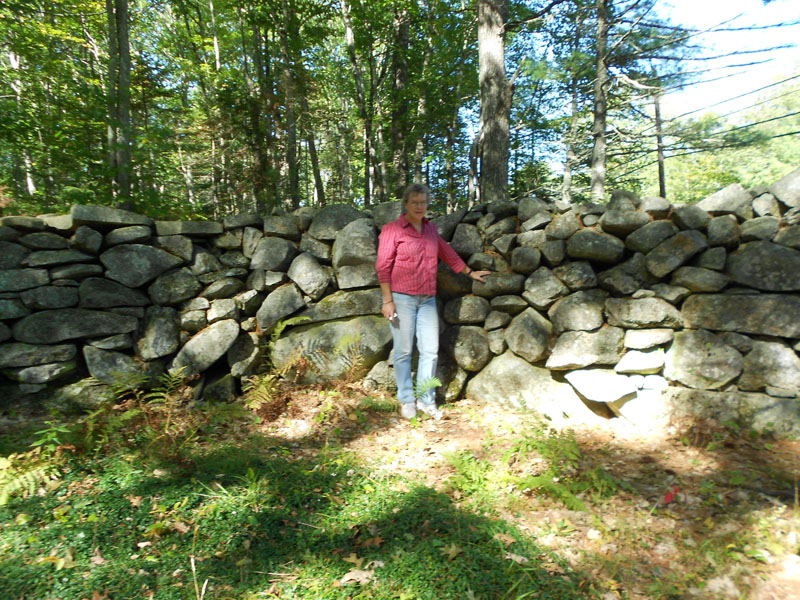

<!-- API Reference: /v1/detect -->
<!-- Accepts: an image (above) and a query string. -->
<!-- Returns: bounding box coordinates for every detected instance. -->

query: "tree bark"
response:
[590,0,608,202]
[280,0,300,209]
[477,0,511,204]
[653,92,667,198]
[389,6,409,198]
[106,0,132,208]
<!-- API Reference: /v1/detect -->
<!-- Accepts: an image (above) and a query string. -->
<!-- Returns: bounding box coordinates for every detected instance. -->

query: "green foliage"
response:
[413,376,441,401]
[0,449,60,506]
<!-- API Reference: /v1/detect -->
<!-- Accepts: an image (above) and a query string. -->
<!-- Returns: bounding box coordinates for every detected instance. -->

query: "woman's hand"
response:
[468,270,491,284]
[382,300,396,321]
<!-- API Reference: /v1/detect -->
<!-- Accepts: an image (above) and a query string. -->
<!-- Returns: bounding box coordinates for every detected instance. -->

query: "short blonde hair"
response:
[402,183,430,204]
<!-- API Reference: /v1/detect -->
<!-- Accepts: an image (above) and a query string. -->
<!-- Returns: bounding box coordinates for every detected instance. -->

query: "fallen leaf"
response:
[90,548,106,565]
[137,541,152,549]
[440,543,463,560]
[663,485,680,505]
[342,553,364,568]
[340,569,375,585]
[172,520,191,534]
[505,552,529,564]
[493,533,516,547]
[360,536,384,548]
[126,495,143,507]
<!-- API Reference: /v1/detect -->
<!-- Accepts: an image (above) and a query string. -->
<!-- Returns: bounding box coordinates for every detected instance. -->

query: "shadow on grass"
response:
[0,437,601,600]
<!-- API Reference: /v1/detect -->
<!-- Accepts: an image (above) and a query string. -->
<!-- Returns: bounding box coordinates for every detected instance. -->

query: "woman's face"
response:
[404,192,428,222]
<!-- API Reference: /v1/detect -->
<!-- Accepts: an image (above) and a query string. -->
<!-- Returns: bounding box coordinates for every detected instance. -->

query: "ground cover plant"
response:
[1,372,798,600]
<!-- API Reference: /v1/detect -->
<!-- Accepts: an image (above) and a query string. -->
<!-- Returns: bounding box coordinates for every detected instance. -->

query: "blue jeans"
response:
[390,292,439,406]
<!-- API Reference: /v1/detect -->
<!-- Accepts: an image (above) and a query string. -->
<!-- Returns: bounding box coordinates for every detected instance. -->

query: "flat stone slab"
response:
[100,244,184,288]
[170,319,240,376]
[12,308,138,344]
[682,293,800,338]
[155,220,223,236]
[726,241,800,291]
[71,205,154,229]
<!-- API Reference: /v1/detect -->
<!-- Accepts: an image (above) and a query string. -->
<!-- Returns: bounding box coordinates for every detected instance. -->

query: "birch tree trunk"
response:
[590,0,608,202]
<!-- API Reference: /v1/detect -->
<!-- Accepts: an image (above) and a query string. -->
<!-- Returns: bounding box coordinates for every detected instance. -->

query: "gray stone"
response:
[670,266,729,292]
[49,263,103,281]
[476,212,497,234]
[578,202,605,217]
[298,289,382,324]
[246,270,286,293]
[600,210,650,237]
[22,249,95,267]
[437,263,472,300]
[521,212,552,231]
[609,189,641,210]
[363,360,396,393]
[492,233,516,256]
[202,373,238,403]
[431,209,466,243]
[152,235,194,262]
[223,213,263,230]
[272,315,392,383]
[442,326,491,372]
[487,199,518,219]
[435,355,468,403]
[727,241,800,291]
[741,216,779,242]
[466,351,602,427]
[155,220,223,237]
[190,248,223,276]
[46,378,116,413]
[20,286,78,310]
[645,230,708,278]
[234,289,264,317]
[564,368,638,403]
[450,223,482,257]
[0,298,30,319]
[242,227,263,259]
[183,297,210,311]
[671,204,711,230]
[510,247,541,274]
[100,244,184,288]
[78,277,149,308]
[108,306,144,318]
[227,332,264,378]
[12,308,138,343]
[548,289,608,334]
[219,251,249,268]
[695,247,727,270]
[605,297,684,329]
[485,310,511,330]
[19,232,68,250]
[769,166,800,209]
[697,183,754,219]
[249,236,299,272]
[625,220,678,253]
[70,226,102,254]
[682,293,800,338]
[0,225,20,241]
[517,228,546,250]
[200,277,246,299]
[443,296,490,324]
[752,193,781,217]
[473,272,525,298]
[147,268,202,305]
[207,298,239,323]
[566,228,626,263]
[624,328,674,349]
[256,283,306,333]
[488,329,507,354]
[263,215,300,241]
[0,241,30,269]
[137,306,180,360]
[373,201,403,230]
[774,224,800,249]
[0,269,50,292]
[552,261,596,291]
[88,333,133,350]
[336,264,379,289]
[0,342,77,368]
[490,295,529,315]
[640,196,671,219]
[664,329,743,390]
[504,308,552,363]
[214,229,243,250]
[707,215,740,248]
[540,239,565,266]
[598,253,656,296]
[299,234,331,263]
[0,322,10,343]
[544,211,579,239]
[307,204,367,241]
[718,331,754,354]
[170,319,240,376]
[1,216,44,231]
[738,340,800,393]
[518,197,551,221]
[651,283,691,305]
[180,310,207,334]
[104,225,152,246]
[197,267,247,285]
[332,219,378,285]
[485,217,516,242]
[3,360,77,384]
[468,252,509,273]
[71,205,153,229]
[84,346,161,386]
[614,349,665,374]
[522,267,569,310]
[546,326,624,370]
[294,207,317,232]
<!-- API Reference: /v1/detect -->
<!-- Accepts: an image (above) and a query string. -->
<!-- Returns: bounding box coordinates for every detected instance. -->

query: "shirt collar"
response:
[399,214,429,228]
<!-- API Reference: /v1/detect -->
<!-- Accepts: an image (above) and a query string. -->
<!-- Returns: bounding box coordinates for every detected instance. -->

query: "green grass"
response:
[0,430,596,600]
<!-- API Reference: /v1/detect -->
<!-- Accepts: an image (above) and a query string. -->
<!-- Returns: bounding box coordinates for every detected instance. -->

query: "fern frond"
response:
[0,455,60,506]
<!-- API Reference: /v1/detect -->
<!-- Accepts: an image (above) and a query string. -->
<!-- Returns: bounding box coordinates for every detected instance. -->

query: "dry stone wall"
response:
[1,167,800,435]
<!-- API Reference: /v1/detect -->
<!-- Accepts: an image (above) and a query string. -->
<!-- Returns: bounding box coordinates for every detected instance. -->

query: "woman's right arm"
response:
[376,225,398,320]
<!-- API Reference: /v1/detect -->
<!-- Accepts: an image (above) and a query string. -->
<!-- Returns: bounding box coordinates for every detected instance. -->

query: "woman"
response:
[376,183,490,420]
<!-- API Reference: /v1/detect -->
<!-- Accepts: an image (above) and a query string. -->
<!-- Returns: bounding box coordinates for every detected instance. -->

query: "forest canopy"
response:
[1,0,798,219]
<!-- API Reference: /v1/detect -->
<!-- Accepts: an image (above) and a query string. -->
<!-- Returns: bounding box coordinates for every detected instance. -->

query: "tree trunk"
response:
[280,0,300,209]
[561,76,579,204]
[389,6,409,198]
[590,0,608,202]
[654,93,667,198]
[477,0,511,204]
[108,0,132,208]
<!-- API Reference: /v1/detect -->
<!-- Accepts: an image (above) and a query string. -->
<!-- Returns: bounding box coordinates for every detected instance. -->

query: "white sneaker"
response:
[400,402,417,419]
[416,401,443,421]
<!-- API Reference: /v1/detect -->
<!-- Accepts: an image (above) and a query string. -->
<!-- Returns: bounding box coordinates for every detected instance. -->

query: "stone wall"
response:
[1,167,799,435]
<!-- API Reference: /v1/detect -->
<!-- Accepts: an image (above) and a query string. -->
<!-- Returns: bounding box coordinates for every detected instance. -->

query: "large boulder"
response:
[332,218,379,289]
[100,244,184,288]
[256,283,306,333]
[137,306,180,361]
[522,267,569,309]
[472,273,526,298]
[726,241,800,291]
[565,229,625,263]
[147,268,202,305]
[71,204,153,229]
[170,319,240,376]
[450,223,482,257]
[564,368,638,403]
[504,308,552,363]
[682,293,800,338]
[546,326,625,370]
[769,166,800,210]
[298,288,382,324]
[605,297,683,329]
[155,220,223,237]
[663,329,743,390]
[441,326,491,372]
[78,277,150,308]
[443,296,490,324]
[548,289,608,334]
[737,340,800,394]
[0,342,77,368]
[20,286,79,310]
[83,346,161,386]
[12,308,138,343]
[0,268,49,292]
[271,315,392,383]
[249,236,298,272]
[645,230,708,278]
[307,204,367,241]
[263,215,300,241]
[287,253,331,300]
[696,183,753,219]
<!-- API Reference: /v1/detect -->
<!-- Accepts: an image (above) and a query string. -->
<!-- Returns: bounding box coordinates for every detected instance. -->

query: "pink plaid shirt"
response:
[376,214,466,296]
